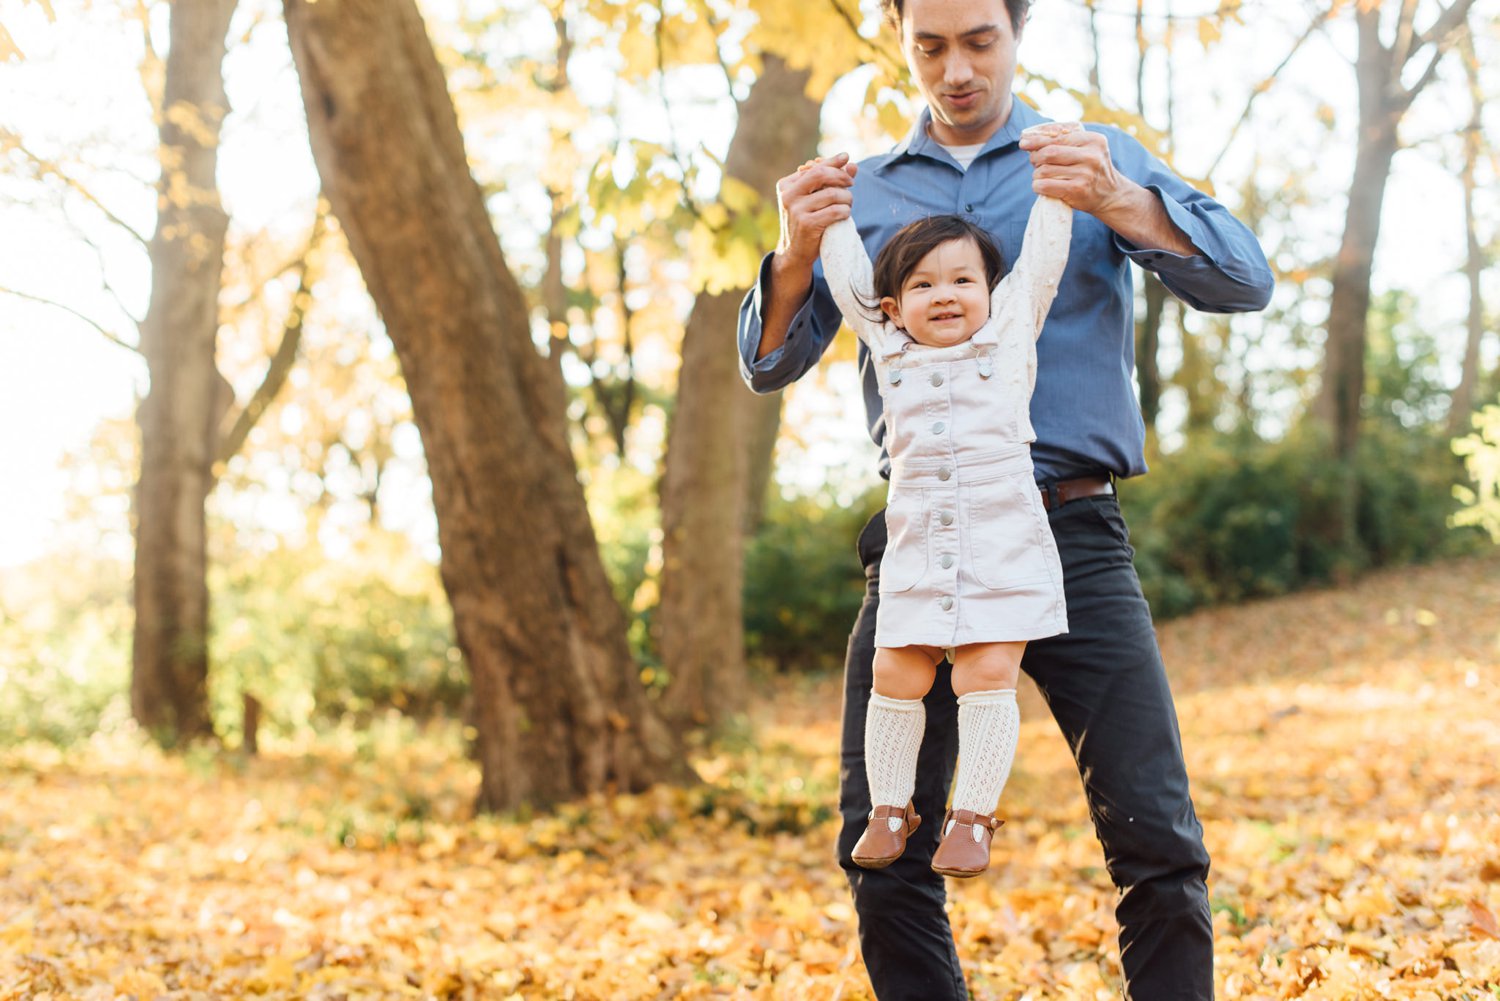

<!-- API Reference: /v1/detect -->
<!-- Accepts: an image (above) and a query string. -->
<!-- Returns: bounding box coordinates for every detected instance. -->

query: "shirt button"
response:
[940,596,954,611]
[930,372,944,387]
[940,511,954,526]
[940,555,955,569]
[965,203,974,213]
[938,467,952,481]
[932,421,946,435]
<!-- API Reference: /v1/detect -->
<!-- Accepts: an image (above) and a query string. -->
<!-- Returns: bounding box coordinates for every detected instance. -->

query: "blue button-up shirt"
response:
[737,101,1274,482]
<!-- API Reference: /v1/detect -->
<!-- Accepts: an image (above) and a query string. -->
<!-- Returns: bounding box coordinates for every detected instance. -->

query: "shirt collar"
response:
[883,99,1046,168]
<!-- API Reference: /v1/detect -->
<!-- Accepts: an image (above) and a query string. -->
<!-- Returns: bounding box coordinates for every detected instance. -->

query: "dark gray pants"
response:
[838,493,1213,1000]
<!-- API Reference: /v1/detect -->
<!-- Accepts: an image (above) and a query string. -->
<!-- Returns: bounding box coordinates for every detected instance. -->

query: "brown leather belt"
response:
[1038,475,1114,511]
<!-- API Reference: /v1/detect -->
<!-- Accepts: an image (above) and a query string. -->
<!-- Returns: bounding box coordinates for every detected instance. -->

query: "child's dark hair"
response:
[862,215,1006,320]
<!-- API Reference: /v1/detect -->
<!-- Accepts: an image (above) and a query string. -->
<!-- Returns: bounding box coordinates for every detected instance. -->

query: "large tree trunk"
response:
[131,0,238,746]
[1450,25,1486,433]
[283,0,682,810]
[656,55,820,727]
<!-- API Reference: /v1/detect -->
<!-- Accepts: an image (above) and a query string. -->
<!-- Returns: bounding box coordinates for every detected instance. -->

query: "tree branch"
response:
[1204,6,1331,179]
[215,210,327,469]
[1,130,150,248]
[1413,0,1479,58]
[0,286,140,354]
[1401,0,1480,108]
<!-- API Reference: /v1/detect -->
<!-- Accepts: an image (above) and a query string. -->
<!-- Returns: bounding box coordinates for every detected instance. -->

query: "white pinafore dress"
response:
[820,196,1074,649]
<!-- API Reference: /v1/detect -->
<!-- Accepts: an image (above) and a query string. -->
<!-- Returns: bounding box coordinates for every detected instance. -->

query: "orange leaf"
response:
[1469,900,1500,940]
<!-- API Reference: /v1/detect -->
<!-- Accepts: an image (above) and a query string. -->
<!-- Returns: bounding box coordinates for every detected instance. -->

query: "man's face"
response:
[900,0,1023,146]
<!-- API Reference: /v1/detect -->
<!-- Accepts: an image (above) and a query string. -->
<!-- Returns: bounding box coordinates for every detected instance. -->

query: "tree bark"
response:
[283,0,682,810]
[131,0,238,746]
[1136,249,1167,434]
[656,55,820,727]
[742,392,783,536]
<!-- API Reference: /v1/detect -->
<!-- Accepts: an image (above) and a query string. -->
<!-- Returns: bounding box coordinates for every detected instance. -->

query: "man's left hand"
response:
[1020,123,1198,256]
[1019,123,1135,217]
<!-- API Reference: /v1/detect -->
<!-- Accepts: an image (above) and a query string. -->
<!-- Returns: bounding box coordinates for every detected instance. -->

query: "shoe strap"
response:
[946,808,1003,831]
[870,802,920,827]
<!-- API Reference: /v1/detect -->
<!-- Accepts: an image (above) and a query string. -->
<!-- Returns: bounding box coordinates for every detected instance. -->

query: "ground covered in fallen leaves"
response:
[3,554,1499,1000]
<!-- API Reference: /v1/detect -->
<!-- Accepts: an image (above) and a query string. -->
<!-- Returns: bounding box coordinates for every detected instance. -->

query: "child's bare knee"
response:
[951,642,1024,695]
[873,646,939,699]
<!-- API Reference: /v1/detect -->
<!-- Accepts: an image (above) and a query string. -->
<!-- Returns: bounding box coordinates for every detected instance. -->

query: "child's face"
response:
[879,237,991,348]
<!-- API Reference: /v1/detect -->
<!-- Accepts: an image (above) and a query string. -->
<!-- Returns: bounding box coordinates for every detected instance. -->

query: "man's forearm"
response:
[756,252,815,360]
[1095,181,1198,257]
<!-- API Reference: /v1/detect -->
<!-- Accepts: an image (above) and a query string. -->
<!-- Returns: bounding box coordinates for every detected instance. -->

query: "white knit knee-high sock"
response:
[864,692,925,809]
[950,689,1019,816]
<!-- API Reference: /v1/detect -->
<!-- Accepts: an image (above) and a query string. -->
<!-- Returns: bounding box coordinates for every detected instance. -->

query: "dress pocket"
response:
[879,488,928,594]
[965,473,1054,590]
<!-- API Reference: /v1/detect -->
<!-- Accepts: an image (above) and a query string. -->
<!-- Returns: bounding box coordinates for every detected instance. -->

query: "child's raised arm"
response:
[818,215,879,347]
[997,194,1072,338]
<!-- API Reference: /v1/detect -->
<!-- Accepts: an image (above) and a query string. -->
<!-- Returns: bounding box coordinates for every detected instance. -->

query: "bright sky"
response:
[0,0,1494,567]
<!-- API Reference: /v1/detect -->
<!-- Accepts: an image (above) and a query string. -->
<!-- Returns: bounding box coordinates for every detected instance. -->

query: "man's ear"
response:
[879,295,903,328]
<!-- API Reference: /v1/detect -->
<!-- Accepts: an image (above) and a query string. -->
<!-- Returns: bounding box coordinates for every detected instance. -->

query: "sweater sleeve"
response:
[1000,195,1073,337]
[818,215,881,347]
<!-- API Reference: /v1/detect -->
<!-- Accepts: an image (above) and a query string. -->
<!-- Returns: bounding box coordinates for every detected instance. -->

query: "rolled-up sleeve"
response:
[738,252,845,393]
[1106,132,1275,314]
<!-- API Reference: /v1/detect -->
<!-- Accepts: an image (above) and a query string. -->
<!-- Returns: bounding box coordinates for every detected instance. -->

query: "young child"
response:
[816,125,1074,877]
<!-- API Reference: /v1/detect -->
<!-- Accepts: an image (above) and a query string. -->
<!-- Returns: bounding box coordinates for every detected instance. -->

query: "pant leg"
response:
[837,510,967,1001]
[1022,494,1214,1001]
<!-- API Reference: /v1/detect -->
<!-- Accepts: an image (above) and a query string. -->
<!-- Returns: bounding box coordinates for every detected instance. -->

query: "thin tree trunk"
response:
[1450,25,1486,432]
[742,392,783,536]
[656,55,820,727]
[1137,274,1167,431]
[283,0,682,810]
[1314,0,1478,456]
[1316,121,1398,457]
[131,0,238,746]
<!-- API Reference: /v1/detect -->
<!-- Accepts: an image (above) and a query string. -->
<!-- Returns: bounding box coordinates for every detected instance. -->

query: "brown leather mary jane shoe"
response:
[930,808,1003,878]
[851,802,922,869]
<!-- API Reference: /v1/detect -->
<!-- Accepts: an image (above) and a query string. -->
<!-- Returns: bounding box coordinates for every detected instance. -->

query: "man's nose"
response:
[943,51,973,89]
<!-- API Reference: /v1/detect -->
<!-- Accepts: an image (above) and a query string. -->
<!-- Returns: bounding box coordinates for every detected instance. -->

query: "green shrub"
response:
[1121,423,1487,617]
[211,530,465,742]
[741,488,883,673]
[0,556,132,747]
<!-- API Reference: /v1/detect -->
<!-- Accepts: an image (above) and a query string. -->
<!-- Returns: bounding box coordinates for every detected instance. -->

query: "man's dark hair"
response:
[868,214,1006,315]
[880,0,1031,32]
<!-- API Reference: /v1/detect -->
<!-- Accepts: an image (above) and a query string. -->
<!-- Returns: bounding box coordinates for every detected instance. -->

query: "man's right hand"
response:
[756,153,858,361]
[774,152,859,270]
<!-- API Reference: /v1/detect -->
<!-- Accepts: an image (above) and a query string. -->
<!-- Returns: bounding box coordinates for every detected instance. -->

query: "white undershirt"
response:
[938,142,985,170]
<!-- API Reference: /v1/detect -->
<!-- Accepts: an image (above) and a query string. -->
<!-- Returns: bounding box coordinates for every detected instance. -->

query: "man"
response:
[735,0,1273,997]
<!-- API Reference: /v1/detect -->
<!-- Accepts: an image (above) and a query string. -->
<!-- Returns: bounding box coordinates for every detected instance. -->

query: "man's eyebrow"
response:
[912,23,1000,41]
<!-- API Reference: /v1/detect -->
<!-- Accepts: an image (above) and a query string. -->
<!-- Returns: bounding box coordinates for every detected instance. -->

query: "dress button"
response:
[932,421,946,435]
[940,596,954,611]
[930,372,944,387]
[938,467,952,481]
[940,511,954,526]
[940,555,955,569]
